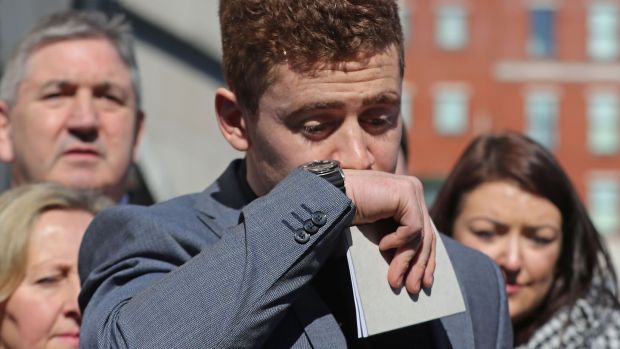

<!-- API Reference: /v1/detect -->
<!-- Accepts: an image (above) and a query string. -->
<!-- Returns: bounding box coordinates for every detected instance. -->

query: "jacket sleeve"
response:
[493,261,513,349]
[78,169,355,349]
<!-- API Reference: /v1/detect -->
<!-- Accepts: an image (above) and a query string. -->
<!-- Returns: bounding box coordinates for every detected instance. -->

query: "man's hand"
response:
[344,169,436,294]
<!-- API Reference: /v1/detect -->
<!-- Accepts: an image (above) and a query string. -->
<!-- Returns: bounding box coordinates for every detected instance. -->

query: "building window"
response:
[588,3,619,61]
[422,178,444,207]
[435,5,468,51]
[526,91,558,150]
[589,176,620,235]
[588,91,619,155]
[528,7,555,58]
[434,89,469,135]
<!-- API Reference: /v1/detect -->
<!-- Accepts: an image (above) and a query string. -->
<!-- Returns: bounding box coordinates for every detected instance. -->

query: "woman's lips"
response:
[505,282,522,296]
[53,332,80,347]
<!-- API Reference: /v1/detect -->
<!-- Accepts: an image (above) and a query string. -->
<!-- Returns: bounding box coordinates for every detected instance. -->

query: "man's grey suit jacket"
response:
[79,160,512,348]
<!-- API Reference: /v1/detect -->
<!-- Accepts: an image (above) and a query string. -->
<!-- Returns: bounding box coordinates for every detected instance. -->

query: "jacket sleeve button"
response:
[294,229,311,244]
[311,211,327,227]
[303,220,319,234]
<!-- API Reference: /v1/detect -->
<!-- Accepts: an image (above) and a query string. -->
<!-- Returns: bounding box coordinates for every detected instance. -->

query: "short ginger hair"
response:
[219,0,405,117]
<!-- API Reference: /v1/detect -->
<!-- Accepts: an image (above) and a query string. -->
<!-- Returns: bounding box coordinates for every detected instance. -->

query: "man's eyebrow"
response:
[39,79,70,90]
[362,92,401,107]
[39,80,127,90]
[95,81,128,93]
[279,101,346,119]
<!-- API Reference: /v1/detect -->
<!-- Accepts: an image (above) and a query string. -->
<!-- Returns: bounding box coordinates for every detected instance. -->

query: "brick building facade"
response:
[402,0,620,234]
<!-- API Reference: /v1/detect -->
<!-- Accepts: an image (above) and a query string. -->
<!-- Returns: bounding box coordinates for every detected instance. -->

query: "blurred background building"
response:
[402,0,620,240]
[1,0,619,249]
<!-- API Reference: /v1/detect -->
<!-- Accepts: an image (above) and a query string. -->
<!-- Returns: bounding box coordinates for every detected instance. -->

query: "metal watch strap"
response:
[300,160,346,194]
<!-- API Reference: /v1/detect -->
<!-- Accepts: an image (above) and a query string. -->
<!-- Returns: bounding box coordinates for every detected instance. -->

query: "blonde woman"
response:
[0,183,111,349]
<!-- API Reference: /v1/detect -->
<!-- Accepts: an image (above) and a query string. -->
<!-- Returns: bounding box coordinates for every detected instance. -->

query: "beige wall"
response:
[122,0,240,201]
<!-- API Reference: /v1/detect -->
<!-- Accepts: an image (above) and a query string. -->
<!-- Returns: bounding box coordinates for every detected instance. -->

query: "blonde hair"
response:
[0,182,112,301]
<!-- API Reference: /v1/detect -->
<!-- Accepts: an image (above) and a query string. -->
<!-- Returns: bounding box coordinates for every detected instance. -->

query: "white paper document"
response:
[345,224,466,338]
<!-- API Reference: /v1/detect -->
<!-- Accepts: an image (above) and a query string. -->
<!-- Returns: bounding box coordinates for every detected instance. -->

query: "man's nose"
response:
[333,124,375,170]
[67,91,99,130]
[67,91,99,142]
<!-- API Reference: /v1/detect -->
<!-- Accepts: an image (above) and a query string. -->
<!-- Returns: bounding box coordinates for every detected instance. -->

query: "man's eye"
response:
[99,94,122,104]
[366,118,389,126]
[298,121,335,141]
[302,123,327,134]
[42,92,63,99]
[361,112,397,134]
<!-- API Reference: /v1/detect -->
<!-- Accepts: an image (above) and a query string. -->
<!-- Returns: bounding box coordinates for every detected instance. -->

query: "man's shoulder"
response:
[103,192,204,223]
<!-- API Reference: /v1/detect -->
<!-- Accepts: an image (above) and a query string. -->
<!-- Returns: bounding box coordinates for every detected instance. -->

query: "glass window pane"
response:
[434,90,468,135]
[588,4,619,61]
[526,92,558,150]
[529,8,555,58]
[589,177,620,235]
[435,5,468,50]
[422,178,444,207]
[588,92,619,155]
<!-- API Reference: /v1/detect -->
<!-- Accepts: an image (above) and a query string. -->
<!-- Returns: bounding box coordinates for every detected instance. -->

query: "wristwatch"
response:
[300,160,346,194]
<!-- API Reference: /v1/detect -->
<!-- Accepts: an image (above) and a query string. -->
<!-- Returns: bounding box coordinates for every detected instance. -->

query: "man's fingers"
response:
[404,217,433,292]
[404,246,425,294]
[378,225,423,251]
[386,246,416,290]
[422,229,436,288]
[385,220,435,293]
[384,227,425,293]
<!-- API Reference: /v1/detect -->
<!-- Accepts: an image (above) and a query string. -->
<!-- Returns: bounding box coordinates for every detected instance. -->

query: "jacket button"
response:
[294,229,311,244]
[303,220,319,234]
[311,211,327,227]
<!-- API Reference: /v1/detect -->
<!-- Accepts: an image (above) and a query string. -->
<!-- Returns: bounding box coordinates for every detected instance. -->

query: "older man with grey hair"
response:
[0,10,144,202]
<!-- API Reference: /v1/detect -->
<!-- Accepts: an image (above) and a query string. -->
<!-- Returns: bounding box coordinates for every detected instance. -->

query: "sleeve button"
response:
[311,211,327,227]
[294,229,311,244]
[303,220,319,234]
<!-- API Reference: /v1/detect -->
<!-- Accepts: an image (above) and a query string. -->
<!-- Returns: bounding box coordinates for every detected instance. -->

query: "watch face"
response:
[302,160,339,175]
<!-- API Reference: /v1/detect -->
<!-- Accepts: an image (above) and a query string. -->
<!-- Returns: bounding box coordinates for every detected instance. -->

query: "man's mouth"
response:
[62,146,101,160]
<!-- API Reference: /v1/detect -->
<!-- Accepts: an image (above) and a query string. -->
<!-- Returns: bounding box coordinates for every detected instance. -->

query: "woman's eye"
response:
[473,230,496,240]
[529,235,554,246]
[36,275,61,285]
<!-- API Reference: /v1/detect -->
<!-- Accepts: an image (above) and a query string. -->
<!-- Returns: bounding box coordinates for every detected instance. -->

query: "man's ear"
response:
[215,88,250,151]
[0,101,14,162]
[131,109,146,160]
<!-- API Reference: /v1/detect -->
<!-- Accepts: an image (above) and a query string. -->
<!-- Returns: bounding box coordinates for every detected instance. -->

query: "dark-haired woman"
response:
[431,131,620,348]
